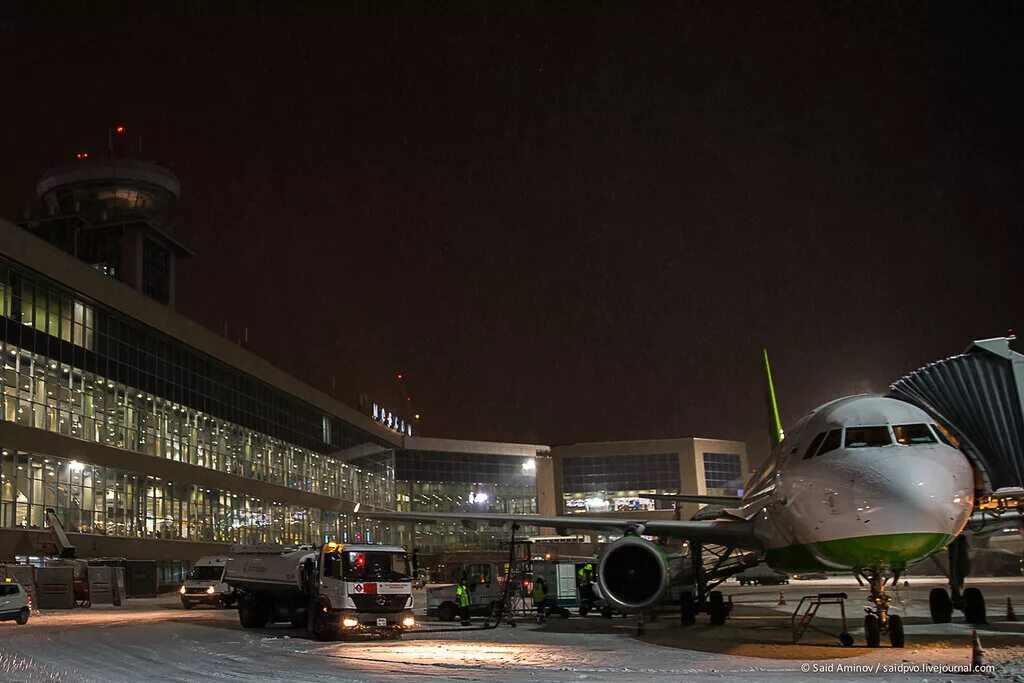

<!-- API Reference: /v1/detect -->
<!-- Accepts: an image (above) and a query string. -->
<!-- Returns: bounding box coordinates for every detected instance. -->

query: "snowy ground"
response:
[0,576,1020,682]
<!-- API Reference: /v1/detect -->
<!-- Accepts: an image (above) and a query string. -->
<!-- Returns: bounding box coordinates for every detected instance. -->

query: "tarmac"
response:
[0,575,1020,682]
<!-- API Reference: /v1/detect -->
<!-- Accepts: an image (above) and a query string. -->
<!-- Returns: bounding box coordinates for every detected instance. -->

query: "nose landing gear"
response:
[860,571,905,648]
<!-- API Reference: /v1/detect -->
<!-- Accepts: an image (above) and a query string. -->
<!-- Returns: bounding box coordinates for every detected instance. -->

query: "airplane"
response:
[366,350,1022,648]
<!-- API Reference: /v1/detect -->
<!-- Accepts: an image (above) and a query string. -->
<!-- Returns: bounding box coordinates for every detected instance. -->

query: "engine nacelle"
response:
[597,536,669,613]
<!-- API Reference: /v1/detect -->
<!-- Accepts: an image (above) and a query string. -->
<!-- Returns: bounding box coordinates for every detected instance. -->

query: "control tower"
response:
[23,131,193,307]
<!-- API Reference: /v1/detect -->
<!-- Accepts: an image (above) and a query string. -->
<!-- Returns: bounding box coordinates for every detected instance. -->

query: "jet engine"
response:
[597,535,669,613]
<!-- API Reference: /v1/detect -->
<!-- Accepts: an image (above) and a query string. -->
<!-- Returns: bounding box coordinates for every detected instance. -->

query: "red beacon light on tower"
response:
[114,125,126,135]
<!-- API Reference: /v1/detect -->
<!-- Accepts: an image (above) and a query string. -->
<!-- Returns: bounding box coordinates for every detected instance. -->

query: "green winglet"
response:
[763,348,785,448]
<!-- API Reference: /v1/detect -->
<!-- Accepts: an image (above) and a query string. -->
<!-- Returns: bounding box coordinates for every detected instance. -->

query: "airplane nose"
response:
[852,447,973,536]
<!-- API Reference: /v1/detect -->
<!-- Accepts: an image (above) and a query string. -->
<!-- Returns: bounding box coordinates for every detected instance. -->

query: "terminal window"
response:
[703,452,742,493]
[560,453,680,494]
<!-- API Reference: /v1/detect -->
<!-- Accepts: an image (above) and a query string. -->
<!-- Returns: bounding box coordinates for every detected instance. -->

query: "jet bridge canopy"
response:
[889,337,1024,495]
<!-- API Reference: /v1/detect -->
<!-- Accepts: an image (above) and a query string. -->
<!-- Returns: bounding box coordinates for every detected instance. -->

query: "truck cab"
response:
[180,556,237,609]
[310,543,415,637]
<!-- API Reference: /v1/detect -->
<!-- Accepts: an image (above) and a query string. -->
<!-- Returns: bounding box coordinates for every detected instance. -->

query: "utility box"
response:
[86,566,124,606]
[532,559,584,608]
[35,566,74,609]
[89,558,157,597]
[123,560,157,597]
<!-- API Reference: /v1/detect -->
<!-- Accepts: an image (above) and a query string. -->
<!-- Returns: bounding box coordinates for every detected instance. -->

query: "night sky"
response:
[1,5,1021,465]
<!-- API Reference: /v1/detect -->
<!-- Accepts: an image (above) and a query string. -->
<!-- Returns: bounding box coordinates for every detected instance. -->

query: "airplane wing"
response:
[365,511,761,549]
[643,493,743,505]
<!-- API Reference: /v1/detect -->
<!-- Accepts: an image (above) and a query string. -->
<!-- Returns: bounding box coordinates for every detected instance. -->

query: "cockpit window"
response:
[803,432,826,459]
[844,426,892,448]
[931,424,955,446]
[893,424,937,445]
[817,429,843,456]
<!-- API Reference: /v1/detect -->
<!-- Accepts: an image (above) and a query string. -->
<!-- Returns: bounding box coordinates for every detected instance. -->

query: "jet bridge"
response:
[889,336,1024,499]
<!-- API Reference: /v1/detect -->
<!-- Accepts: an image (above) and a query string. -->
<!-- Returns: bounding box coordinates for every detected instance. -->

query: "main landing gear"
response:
[929,535,987,625]
[679,541,736,627]
[859,571,904,648]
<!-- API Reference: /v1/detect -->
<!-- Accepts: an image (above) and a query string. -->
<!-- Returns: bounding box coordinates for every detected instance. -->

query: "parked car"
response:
[0,579,30,625]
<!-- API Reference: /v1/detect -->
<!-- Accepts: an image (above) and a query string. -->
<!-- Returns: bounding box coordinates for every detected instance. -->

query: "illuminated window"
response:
[893,424,937,445]
[843,426,892,448]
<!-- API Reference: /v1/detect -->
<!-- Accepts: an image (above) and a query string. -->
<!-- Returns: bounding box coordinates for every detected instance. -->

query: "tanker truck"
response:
[223,542,415,640]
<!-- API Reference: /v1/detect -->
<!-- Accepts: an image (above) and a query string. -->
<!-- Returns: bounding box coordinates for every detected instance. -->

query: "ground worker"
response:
[577,562,596,603]
[456,577,471,626]
[532,576,549,623]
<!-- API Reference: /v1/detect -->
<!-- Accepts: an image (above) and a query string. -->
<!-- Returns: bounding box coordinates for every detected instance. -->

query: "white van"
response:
[0,579,30,625]
[180,556,237,609]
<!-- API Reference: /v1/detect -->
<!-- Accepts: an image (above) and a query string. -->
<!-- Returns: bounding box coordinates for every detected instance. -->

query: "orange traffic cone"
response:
[970,629,986,671]
[1007,597,1017,622]
[777,590,786,606]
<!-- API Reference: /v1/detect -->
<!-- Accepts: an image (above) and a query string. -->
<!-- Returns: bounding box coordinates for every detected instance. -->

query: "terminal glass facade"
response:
[561,452,679,514]
[702,452,743,495]
[0,449,367,545]
[0,257,395,545]
[394,450,538,552]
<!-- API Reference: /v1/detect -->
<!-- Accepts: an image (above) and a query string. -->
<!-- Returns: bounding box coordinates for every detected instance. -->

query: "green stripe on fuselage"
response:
[764,532,954,573]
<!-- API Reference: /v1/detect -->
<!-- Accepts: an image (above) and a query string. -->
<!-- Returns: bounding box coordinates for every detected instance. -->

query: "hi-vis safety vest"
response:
[456,584,470,607]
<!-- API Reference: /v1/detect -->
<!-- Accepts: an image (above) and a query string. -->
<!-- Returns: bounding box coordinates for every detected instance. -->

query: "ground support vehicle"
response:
[427,561,508,622]
[180,556,238,609]
[225,543,415,640]
[531,559,602,618]
[0,578,30,625]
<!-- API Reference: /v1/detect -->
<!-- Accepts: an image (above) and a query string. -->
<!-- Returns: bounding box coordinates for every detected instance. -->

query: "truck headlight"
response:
[342,617,359,628]
[206,585,216,594]
[179,585,186,594]
[402,616,415,628]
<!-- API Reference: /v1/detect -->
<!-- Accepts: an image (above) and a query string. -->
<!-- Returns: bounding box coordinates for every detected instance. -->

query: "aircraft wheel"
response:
[437,602,457,622]
[888,614,905,648]
[709,591,726,626]
[839,632,853,647]
[963,587,987,625]
[929,588,953,623]
[680,591,696,626]
[864,614,881,648]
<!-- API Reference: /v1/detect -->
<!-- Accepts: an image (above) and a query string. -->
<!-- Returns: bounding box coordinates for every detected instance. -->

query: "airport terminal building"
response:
[0,152,750,584]
[0,159,402,585]
[553,438,749,520]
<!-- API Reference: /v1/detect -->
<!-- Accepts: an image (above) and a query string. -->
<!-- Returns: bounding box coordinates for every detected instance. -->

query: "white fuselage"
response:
[741,396,974,573]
